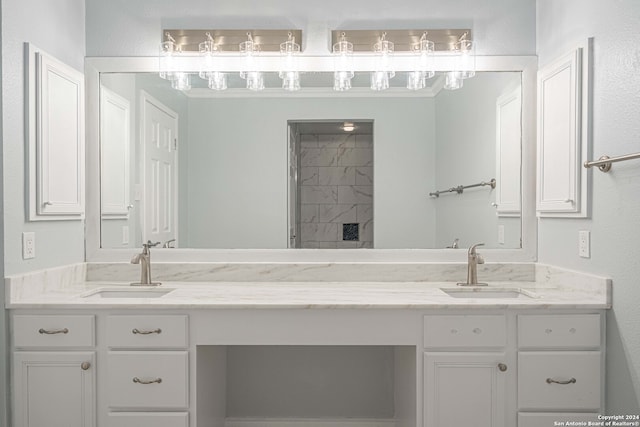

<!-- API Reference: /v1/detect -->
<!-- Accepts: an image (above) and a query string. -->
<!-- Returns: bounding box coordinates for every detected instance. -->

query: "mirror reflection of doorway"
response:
[288,121,374,249]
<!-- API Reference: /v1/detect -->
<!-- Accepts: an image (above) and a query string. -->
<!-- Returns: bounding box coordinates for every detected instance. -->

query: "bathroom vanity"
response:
[6,262,610,427]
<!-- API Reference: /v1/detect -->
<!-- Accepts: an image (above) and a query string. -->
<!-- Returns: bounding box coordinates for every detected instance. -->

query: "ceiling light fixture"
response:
[159,32,178,81]
[279,32,301,91]
[341,122,356,132]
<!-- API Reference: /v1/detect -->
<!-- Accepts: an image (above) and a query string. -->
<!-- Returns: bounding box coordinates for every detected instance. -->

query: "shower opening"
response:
[288,120,374,249]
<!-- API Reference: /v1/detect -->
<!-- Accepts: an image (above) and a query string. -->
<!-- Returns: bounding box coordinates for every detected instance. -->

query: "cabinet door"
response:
[13,351,95,427]
[424,352,508,427]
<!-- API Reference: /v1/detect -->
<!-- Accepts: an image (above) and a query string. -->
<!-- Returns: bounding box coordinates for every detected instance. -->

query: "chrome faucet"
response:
[457,243,488,286]
[163,239,176,248]
[130,241,161,286]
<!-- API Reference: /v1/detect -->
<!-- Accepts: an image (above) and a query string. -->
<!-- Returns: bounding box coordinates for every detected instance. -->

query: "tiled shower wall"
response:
[299,133,373,248]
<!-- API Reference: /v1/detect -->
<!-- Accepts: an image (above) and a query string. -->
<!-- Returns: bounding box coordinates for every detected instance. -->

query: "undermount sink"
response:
[441,288,537,299]
[83,288,175,299]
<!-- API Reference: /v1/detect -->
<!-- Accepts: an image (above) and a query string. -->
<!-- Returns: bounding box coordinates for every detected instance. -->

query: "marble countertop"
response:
[5,262,611,310]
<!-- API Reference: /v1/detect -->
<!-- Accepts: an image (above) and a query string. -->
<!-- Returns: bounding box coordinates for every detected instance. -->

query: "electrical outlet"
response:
[497,225,505,245]
[122,226,130,245]
[22,232,35,259]
[579,230,590,258]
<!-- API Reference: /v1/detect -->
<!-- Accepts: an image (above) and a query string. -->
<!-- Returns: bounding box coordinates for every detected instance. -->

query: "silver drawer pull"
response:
[497,363,508,372]
[81,362,91,371]
[473,328,482,334]
[132,328,162,335]
[133,377,162,385]
[546,377,577,385]
[38,328,69,335]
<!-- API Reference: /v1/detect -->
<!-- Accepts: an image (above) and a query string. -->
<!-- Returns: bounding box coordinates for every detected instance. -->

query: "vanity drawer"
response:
[13,315,95,348]
[107,412,188,427]
[107,351,188,409]
[518,351,601,411]
[106,315,188,348]
[518,314,601,349]
[424,315,506,348]
[518,412,600,427]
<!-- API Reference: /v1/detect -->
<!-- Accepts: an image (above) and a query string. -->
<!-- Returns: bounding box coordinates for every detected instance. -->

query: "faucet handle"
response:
[476,254,485,264]
[146,240,161,247]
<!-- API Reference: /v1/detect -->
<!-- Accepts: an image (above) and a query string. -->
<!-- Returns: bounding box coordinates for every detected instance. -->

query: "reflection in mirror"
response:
[99,71,521,250]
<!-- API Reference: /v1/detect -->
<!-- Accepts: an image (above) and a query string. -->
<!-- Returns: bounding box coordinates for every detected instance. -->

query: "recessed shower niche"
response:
[196,345,416,426]
[288,121,374,249]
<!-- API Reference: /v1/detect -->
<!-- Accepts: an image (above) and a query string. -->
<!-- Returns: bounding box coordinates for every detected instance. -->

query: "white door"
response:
[141,92,178,247]
[13,351,95,427]
[424,352,508,427]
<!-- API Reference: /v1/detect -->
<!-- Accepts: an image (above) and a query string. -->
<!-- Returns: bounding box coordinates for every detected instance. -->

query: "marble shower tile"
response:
[300,134,318,147]
[301,223,338,242]
[318,167,355,186]
[301,186,338,204]
[301,148,337,167]
[300,167,319,186]
[301,205,319,222]
[338,186,373,204]
[318,134,356,148]
[319,204,357,223]
[337,148,373,167]
[355,134,373,147]
[355,167,373,185]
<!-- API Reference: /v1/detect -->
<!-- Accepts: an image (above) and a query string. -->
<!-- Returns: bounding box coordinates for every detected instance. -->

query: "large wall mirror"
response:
[86,57,536,262]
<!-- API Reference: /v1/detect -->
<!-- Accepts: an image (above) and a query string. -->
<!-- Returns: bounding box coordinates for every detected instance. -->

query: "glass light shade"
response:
[333,36,354,91]
[281,71,301,91]
[208,72,227,91]
[279,35,301,91]
[457,39,475,79]
[444,71,463,90]
[199,36,219,80]
[412,37,435,82]
[370,70,390,91]
[171,72,191,91]
[159,40,177,80]
[245,71,265,91]
[333,72,352,91]
[406,71,426,90]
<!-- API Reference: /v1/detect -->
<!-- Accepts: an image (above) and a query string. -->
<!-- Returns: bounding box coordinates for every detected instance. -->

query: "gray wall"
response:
[2,0,86,275]
[434,72,521,249]
[536,0,640,412]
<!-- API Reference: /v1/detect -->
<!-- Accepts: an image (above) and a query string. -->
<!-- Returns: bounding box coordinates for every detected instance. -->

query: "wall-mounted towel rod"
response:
[429,178,496,198]
[584,152,640,172]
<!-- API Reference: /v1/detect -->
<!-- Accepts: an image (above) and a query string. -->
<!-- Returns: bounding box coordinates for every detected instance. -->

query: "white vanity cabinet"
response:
[516,314,603,424]
[12,315,96,427]
[105,315,189,427]
[423,315,512,427]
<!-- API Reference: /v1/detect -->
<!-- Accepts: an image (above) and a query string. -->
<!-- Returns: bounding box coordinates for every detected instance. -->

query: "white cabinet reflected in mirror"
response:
[99,71,522,250]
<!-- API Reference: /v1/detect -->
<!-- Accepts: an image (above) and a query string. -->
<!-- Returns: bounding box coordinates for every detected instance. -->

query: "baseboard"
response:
[225,418,396,427]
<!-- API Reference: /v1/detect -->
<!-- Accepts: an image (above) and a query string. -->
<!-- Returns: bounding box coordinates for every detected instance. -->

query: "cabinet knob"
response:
[498,363,507,372]
[472,328,482,334]
[81,362,91,371]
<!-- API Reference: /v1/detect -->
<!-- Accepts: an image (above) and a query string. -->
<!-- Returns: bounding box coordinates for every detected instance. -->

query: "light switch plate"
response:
[22,232,35,259]
[579,230,590,258]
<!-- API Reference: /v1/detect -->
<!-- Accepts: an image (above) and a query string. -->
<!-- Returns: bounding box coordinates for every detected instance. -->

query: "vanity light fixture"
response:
[407,32,435,90]
[333,32,355,91]
[371,32,395,91]
[159,32,178,81]
[199,32,227,91]
[279,32,301,91]
[239,32,264,91]
[456,33,475,79]
[171,72,191,91]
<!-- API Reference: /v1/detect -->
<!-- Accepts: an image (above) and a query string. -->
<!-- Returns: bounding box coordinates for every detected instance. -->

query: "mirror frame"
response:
[85,55,537,263]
